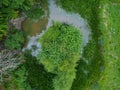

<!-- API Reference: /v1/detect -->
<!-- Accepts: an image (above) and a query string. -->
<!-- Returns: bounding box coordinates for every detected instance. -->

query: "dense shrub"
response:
[37,22,82,90]
[24,50,55,90]
[27,8,44,21]
[5,30,24,50]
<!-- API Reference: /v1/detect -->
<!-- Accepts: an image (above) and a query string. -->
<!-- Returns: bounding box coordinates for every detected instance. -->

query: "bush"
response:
[5,30,24,50]
[24,50,55,90]
[37,22,82,90]
[26,0,45,21]
[26,8,44,21]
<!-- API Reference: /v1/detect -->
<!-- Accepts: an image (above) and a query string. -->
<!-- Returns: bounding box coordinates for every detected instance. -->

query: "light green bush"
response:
[37,22,82,90]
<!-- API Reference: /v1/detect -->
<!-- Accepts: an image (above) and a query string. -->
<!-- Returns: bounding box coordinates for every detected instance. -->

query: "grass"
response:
[98,2,120,90]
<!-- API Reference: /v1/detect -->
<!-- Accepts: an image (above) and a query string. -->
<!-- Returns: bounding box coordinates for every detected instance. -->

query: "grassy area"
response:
[98,2,120,90]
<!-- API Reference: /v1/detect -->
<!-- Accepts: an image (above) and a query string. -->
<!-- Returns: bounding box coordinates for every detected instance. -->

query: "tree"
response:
[37,22,82,90]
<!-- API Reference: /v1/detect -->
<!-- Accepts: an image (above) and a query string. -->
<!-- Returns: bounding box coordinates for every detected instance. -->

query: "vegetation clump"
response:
[5,30,24,50]
[24,50,55,90]
[37,22,82,90]
[26,8,44,21]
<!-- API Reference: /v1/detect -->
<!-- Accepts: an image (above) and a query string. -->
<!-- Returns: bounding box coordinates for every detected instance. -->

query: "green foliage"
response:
[4,65,32,90]
[53,72,75,90]
[57,0,98,21]
[71,40,104,90]
[110,0,120,3]
[0,0,34,41]
[0,0,34,10]
[0,25,8,41]
[24,50,55,90]
[26,7,44,21]
[5,30,24,50]
[26,0,47,21]
[37,22,82,90]
[37,22,82,73]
